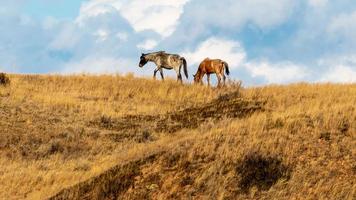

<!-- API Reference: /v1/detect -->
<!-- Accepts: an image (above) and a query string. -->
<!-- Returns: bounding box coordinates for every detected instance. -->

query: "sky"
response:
[1,0,356,85]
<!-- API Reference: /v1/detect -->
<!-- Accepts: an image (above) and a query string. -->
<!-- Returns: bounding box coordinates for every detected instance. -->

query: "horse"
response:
[139,51,188,83]
[193,58,230,87]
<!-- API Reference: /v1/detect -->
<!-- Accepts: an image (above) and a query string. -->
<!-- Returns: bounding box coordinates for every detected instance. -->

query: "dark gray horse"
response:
[139,51,188,82]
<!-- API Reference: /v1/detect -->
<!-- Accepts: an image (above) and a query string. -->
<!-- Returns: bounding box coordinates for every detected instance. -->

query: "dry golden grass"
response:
[0,74,355,200]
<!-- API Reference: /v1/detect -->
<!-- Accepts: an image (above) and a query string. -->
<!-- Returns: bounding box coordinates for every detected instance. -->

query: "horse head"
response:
[139,53,148,67]
[193,73,200,84]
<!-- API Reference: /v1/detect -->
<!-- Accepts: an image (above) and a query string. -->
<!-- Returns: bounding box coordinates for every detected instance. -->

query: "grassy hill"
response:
[0,74,355,199]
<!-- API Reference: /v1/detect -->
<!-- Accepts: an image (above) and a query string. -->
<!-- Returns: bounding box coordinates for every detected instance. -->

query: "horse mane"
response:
[194,62,205,82]
[144,51,165,56]
[153,51,166,55]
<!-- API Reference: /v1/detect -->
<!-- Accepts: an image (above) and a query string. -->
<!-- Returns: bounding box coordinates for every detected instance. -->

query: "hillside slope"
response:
[0,74,355,199]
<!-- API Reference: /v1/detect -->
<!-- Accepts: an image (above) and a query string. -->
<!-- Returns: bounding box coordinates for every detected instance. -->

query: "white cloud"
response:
[116,32,128,41]
[182,37,246,69]
[246,61,308,84]
[182,0,296,30]
[137,39,158,50]
[328,11,356,44]
[308,0,328,7]
[321,65,356,83]
[317,55,356,83]
[241,0,297,28]
[94,29,110,42]
[42,16,60,30]
[163,0,299,50]
[62,56,135,74]
[0,0,23,15]
[76,1,120,24]
[77,0,189,37]
[49,24,81,50]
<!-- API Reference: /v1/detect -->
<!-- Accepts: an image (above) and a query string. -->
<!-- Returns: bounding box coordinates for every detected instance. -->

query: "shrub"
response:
[236,152,291,192]
[0,73,10,86]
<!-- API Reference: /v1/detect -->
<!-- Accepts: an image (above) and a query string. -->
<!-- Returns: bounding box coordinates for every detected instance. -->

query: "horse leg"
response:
[175,66,183,83]
[217,74,222,87]
[159,68,164,81]
[200,72,205,85]
[207,74,211,87]
[223,74,226,86]
[178,73,182,83]
[153,68,159,80]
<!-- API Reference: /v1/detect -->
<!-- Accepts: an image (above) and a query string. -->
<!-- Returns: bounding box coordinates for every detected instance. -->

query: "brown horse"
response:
[193,58,230,87]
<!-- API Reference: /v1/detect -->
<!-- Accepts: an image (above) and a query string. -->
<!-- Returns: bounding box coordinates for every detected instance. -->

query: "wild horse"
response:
[193,58,230,87]
[139,51,188,82]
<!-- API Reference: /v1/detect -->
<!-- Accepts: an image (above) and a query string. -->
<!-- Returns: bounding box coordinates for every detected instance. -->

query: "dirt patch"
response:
[338,118,350,135]
[104,130,154,143]
[47,149,292,199]
[101,150,207,200]
[235,152,291,193]
[49,153,162,200]
[156,97,263,133]
[319,131,331,141]
[90,95,264,136]
[0,73,10,86]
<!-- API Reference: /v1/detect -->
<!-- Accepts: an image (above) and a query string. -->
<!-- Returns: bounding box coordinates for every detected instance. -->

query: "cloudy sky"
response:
[1,0,356,85]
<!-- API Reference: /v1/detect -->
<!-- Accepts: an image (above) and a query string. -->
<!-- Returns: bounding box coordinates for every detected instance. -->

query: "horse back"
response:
[156,52,181,67]
[200,59,223,73]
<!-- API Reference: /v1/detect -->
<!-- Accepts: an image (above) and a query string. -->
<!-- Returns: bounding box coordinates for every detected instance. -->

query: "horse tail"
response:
[181,57,188,79]
[223,61,230,76]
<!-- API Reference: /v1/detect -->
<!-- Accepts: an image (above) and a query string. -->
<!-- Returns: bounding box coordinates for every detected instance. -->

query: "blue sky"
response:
[1,0,356,85]
[22,1,83,20]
